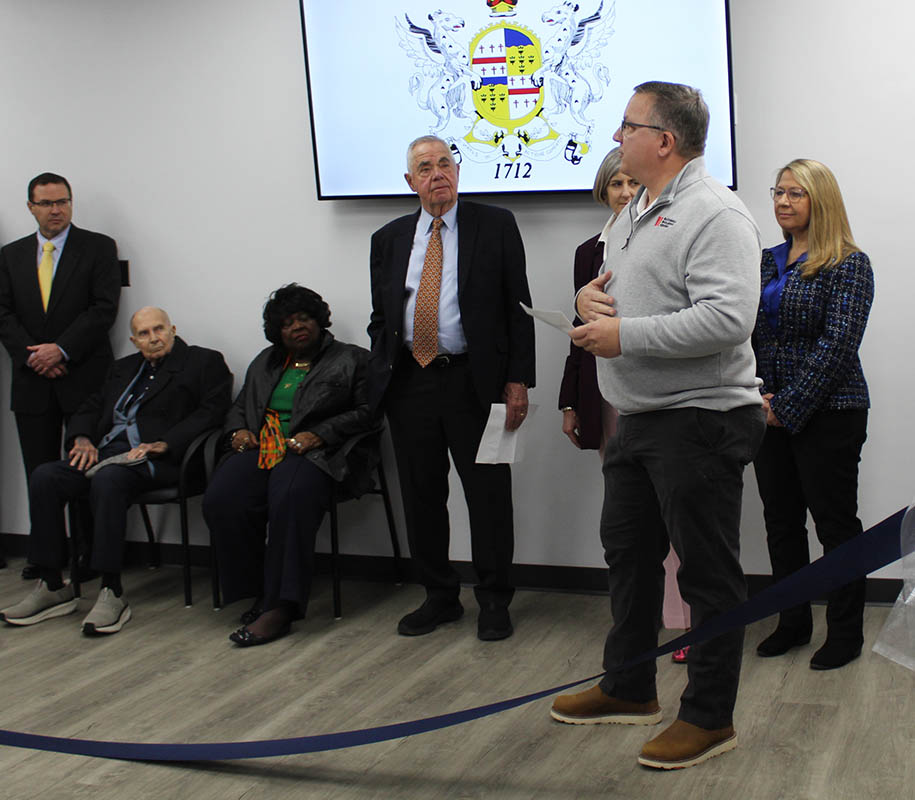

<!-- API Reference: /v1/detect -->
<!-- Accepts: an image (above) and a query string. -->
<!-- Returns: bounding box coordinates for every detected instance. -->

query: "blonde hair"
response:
[777,159,859,278]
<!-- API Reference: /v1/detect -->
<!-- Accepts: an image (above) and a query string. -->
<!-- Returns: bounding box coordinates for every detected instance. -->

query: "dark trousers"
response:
[598,405,765,730]
[27,441,167,574]
[203,451,334,616]
[753,409,868,644]
[15,399,93,564]
[15,397,66,481]
[385,355,514,609]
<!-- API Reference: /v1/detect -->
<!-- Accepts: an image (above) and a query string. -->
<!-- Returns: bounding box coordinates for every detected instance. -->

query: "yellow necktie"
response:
[412,218,444,367]
[38,241,55,311]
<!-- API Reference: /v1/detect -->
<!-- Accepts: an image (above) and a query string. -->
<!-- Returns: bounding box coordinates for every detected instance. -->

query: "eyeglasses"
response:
[29,198,71,209]
[770,187,807,202]
[619,119,667,136]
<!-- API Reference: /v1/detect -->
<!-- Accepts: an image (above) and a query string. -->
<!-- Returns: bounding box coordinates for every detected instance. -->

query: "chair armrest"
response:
[336,423,384,460]
[203,429,223,483]
[177,427,222,497]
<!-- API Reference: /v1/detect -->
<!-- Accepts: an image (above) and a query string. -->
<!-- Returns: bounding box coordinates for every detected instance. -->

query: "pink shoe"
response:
[671,646,690,664]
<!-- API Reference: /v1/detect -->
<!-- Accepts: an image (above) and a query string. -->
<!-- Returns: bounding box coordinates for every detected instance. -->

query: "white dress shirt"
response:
[402,203,467,355]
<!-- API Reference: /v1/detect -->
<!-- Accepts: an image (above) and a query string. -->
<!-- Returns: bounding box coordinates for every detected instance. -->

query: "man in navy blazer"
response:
[0,173,121,572]
[368,135,535,641]
[0,307,232,635]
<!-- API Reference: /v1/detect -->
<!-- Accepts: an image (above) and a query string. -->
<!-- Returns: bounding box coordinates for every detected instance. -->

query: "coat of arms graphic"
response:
[396,0,614,167]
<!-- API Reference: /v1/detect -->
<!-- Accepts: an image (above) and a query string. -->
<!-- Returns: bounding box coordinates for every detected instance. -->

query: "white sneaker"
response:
[0,580,78,626]
[82,588,131,635]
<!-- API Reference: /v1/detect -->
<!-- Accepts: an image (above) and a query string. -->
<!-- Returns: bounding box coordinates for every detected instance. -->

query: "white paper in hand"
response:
[520,302,573,334]
[475,404,537,464]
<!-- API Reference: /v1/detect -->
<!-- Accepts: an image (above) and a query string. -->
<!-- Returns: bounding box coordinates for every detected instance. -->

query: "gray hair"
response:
[634,81,709,160]
[592,147,624,206]
[405,135,451,173]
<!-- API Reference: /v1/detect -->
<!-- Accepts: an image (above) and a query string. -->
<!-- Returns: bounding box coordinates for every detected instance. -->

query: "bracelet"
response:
[560,406,574,413]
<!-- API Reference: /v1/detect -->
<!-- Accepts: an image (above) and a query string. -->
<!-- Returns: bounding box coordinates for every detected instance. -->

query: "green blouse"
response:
[267,366,309,438]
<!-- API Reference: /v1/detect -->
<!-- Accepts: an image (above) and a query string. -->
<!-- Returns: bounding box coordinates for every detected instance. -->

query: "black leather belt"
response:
[403,349,468,367]
[429,352,468,367]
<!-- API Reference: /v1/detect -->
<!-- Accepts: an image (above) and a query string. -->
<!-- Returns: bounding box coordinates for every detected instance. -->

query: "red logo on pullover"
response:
[655,215,676,228]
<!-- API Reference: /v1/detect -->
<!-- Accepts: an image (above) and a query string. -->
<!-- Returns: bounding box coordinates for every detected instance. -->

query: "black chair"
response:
[208,460,403,618]
[70,427,221,606]
[329,461,403,619]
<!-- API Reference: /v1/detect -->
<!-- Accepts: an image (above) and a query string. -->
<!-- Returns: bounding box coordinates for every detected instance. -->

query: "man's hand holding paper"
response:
[570,316,622,359]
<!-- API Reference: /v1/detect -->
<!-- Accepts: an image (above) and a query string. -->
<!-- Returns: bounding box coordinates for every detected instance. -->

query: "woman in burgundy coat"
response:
[558,147,637,450]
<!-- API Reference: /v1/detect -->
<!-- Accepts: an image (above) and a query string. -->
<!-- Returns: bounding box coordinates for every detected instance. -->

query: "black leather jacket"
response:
[222,331,380,498]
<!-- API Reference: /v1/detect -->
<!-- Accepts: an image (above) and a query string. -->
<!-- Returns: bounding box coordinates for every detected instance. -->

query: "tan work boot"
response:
[638,719,737,769]
[550,684,662,725]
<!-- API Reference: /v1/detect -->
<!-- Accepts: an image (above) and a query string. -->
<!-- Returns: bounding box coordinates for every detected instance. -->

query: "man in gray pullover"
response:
[550,82,766,770]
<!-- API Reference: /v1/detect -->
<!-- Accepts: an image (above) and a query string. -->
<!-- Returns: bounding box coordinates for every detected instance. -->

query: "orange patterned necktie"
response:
[38,241,55,311]
[412,217,443,367]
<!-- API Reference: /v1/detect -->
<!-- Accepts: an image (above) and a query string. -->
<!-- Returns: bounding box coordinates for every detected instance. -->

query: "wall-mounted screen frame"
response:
[299,0,737,199]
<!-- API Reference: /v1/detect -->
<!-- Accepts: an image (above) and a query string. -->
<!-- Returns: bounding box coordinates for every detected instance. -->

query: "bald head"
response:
[130,306,170,334]
[130,307,176,363]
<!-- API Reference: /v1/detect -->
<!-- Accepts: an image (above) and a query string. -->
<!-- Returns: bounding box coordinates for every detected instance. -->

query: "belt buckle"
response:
[435,354,451,367]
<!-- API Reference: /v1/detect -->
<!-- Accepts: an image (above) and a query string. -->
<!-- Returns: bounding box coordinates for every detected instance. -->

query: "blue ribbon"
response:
[653,506,906,661]
[0,508,905,762]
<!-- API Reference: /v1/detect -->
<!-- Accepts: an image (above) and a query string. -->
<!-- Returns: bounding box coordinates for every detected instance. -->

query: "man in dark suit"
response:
[0,307,232,635]
[0,173,121,574]
[368,135,535,641]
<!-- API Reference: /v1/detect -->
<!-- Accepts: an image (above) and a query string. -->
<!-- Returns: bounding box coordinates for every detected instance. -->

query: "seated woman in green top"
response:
[204,284,378,646]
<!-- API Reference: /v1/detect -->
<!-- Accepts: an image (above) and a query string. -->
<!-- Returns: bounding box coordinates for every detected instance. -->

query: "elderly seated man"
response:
[1,307,232,635]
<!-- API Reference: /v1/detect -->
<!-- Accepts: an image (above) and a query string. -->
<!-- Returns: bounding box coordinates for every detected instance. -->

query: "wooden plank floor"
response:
[0,558,912,800]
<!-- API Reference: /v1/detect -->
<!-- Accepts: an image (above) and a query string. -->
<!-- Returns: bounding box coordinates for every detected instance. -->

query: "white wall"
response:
[0,0,911,579]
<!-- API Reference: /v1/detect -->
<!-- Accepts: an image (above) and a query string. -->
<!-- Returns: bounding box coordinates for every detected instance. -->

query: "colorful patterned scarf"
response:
[257,408,286,470]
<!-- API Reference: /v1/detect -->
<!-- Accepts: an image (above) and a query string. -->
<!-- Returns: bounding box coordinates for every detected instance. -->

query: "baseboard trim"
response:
[0,533,902,604]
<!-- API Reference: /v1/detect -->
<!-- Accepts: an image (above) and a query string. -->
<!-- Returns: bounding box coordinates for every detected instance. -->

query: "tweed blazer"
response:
[752,247,873,433]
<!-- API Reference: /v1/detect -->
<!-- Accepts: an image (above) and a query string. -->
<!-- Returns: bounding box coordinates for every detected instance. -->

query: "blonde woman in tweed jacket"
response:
[752,158,874,671]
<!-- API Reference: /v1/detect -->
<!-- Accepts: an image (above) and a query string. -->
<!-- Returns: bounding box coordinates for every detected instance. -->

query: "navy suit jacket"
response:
[367,199,535,410]
[0,224,121,414]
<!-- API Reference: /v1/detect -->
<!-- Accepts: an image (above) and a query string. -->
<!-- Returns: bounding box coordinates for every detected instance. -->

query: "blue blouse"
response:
[761,239,807,331]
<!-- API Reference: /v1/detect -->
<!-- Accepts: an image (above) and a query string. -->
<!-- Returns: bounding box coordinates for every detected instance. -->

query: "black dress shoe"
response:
[21,563,40,580]
[478,605,513,641]
[809,640,862,670]
[229,623,290,647]
[397,599,464,636]
[756,626,812,657]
